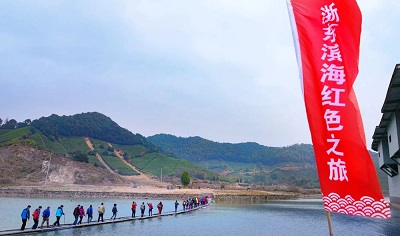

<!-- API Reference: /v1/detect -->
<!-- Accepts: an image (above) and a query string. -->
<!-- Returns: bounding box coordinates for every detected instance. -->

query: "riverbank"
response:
[0,184,319,200]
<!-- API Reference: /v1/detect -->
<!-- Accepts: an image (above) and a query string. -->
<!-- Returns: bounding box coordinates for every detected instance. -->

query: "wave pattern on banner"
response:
[322,193,391,219]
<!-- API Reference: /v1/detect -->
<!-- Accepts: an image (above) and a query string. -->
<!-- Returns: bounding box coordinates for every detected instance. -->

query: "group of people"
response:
[131,201,164,217]
[182,197,208,210]
[20,197,208,231]
[20,205,63,230]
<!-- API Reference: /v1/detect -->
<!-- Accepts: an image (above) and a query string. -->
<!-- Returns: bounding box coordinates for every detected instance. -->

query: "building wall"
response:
[389,175,400,205]
[387,113,399,157]
[387,111,400,205]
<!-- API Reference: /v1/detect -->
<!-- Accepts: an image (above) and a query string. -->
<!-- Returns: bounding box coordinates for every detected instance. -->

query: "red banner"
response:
[287,0,390,218]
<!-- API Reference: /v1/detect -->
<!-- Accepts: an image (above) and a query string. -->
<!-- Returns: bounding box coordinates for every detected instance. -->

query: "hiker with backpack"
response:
[20,205,31,230]
[40,206,51,229]
[86,205,93,223]
[97,203,105,222]
[72,204,80,225]
[31,206,42,229]
[147,202,153,216]
[53,205,64,227]
[157,202,163,215]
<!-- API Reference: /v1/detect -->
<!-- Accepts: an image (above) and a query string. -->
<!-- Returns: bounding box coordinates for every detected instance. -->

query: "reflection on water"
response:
[1,197,399,236]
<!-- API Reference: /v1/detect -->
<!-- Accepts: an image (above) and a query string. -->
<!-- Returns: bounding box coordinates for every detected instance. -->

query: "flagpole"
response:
[326,211,333,236]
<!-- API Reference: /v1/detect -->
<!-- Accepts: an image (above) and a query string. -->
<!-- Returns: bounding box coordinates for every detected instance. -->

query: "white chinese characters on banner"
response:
[320,3,348,182]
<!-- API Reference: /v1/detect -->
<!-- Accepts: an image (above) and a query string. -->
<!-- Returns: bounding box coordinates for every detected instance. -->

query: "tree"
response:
[1,119,17,129]
[72,152,89,163]
[181,172,190,187]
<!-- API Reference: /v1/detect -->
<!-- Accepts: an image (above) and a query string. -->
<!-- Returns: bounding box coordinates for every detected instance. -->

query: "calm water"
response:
[2,197,400,235]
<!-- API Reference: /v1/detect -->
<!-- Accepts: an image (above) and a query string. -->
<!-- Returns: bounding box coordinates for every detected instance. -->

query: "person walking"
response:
[31,206,42,229]
[111,204,118,220]
[20,205,31,230]
[157,202,163,215]
[78,206,85,224]
[98,203,105,222]
[40,206,51,229]
[147,202,153,216]
[182,200,186,210]
[72,205,80,225]
[174,200,179,212]
[86,205,93,223]
[53,205,64,227]
[140,202,145,217]
[131,201,137,218]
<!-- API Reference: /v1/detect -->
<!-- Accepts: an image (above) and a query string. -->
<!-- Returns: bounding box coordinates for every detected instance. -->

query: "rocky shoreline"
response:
[0,187,314,201]
[0,188,206,200]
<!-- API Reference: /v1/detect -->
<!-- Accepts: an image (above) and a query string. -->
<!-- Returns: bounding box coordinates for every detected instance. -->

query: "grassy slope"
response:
[88,154,106,169]
[113,143,147,157]
[102,155,139,175]
[0,127,31,145]
[131,152,214,177]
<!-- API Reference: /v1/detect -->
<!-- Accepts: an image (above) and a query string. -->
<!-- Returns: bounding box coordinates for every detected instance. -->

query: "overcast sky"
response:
[1,0,399,147]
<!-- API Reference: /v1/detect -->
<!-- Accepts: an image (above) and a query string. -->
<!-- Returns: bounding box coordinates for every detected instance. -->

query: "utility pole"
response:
[44,153,51,186]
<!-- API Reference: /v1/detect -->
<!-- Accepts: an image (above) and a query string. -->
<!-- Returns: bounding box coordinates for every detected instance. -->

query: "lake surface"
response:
[1,197,400,235]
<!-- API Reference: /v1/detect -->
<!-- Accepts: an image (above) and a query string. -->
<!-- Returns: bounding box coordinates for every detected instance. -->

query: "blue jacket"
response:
[42,208,50,218]
[55,207,64,217]
[87,207,93,215]
[21,208,30,220]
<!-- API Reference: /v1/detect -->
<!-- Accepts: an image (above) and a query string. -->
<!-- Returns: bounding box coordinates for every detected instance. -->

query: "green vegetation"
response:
[71,150,89,163]
[147,134,315,165]
[0,127,32,145]
[113,144,148,157]
[30,112,146,145]
[131,153,214,180]
[88,154,105,169]
[181,171,190,186]
[3,113,389,190]
[102,155,139,175]
[59,137,90,154]
[31,133,67,155]
[0,115,216,183]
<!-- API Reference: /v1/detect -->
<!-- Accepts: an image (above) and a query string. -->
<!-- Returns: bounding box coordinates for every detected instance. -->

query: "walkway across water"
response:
[1,202,211,235]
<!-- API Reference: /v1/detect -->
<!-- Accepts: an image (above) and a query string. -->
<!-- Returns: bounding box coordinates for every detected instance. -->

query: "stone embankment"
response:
[0,188,211,200]
[213,194,301,201]
[0,186,319,201]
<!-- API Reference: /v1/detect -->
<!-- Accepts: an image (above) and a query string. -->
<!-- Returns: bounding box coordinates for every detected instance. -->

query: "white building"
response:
[372,64,400,205]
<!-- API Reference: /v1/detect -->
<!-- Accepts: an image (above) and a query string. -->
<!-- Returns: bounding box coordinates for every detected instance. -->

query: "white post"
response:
[44,154,51,186]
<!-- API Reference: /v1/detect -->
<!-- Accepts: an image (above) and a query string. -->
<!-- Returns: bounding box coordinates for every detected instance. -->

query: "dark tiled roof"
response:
[372,64,400,151]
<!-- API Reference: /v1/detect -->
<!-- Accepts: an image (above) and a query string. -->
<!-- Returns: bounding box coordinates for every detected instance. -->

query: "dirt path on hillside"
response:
[84,138,116,175]
[107,143,145,175]
[107,143,166,187]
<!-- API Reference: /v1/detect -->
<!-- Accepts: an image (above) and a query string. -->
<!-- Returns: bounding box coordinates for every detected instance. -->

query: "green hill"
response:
[31,112,155,148]
[0,113,214,183]
[147,134,388,190]
[0,113,387,190]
